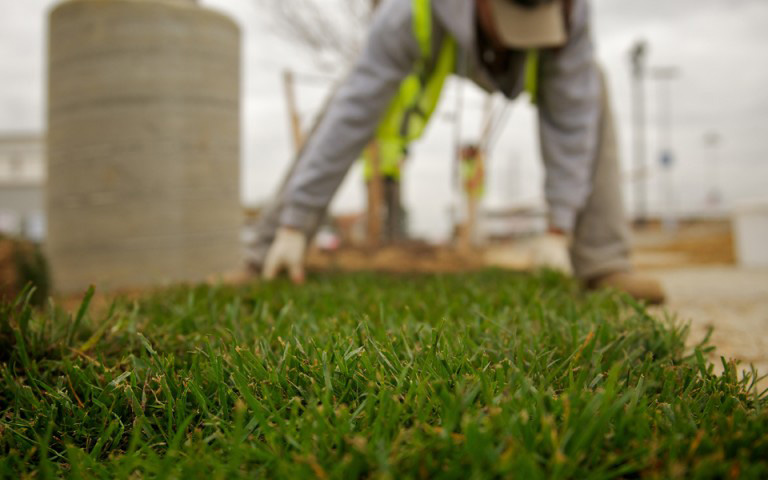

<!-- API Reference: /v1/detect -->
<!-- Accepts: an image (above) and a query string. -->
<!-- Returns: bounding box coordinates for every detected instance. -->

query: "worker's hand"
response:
[531,231,573,275]
[262,227,307,284]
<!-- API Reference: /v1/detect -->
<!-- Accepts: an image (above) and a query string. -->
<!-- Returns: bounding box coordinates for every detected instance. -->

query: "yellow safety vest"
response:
[461,154,485,198]
[364,0,456,180]
[525,49,540,104]
[363,0,541,180]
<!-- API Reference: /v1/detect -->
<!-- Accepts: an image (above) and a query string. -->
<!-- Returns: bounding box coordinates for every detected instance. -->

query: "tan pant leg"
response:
[570,68,633,280]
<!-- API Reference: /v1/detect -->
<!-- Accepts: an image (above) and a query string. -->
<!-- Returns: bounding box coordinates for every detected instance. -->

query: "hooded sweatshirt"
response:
[279,0,600,233]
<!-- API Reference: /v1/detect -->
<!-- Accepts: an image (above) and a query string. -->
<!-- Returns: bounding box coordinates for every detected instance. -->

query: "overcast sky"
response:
[1,0,767,240]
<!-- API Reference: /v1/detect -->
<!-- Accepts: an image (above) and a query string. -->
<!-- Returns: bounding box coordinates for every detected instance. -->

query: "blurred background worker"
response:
[458,143,485,250]
[251,0,666,304]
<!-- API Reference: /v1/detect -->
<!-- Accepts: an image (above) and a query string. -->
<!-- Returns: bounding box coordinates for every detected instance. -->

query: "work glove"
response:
[531,231,573,275]
[262,226,307,284]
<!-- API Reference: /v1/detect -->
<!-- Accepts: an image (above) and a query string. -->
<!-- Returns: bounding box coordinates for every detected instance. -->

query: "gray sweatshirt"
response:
[279,0,600,233]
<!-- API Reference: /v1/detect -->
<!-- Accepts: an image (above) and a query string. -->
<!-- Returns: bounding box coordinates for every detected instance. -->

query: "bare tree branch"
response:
[257,0,375,70]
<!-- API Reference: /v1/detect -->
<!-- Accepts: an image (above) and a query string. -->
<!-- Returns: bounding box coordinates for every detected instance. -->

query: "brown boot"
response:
[586,271,666,305]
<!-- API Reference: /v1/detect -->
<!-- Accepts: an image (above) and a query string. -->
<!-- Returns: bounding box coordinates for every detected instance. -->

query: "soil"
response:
[0,238,20,301]
[305,241,486,273]
[632,220,735,268]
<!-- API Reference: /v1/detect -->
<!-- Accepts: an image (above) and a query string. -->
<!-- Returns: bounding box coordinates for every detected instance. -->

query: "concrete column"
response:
[47,0,242,293]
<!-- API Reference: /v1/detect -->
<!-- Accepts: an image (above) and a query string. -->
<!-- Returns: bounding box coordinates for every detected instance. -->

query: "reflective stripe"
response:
[363,0,455,179]
[412,0,431,60]
[400,37,456,143]
[525,49,539,104]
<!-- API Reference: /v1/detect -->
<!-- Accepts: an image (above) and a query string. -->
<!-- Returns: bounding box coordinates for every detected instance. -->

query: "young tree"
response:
[257,0,377,70]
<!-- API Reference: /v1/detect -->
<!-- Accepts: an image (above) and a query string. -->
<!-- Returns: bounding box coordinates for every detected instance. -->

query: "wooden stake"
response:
[366,141,382,248]
[283,69,304,153]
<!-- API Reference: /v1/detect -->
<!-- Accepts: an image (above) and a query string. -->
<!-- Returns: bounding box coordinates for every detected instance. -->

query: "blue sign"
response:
[660,150,674,168]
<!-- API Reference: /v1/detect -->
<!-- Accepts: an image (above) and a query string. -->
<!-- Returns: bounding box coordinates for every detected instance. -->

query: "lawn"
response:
[1,270,766,479]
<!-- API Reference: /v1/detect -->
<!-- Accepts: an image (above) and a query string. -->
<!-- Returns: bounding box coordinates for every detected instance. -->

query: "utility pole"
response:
[630,41,648,226]
[651,66,680,231]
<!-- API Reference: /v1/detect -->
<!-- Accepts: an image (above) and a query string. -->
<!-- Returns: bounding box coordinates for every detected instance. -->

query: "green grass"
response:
[1,270,766,479]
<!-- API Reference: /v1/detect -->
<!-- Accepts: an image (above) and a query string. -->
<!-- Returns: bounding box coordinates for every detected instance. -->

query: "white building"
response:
[0,133,46,241]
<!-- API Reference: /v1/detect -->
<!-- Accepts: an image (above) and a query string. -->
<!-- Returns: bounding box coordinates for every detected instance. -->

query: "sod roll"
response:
[47,0,241,293]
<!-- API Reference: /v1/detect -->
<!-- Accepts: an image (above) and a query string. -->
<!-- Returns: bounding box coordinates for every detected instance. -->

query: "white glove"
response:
[262,227,307,284]
[531,232,573,275]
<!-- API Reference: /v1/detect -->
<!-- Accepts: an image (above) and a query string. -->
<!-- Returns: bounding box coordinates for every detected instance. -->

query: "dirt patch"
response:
[305,242,486,273]
[0,236,49,305]
[0,239,19,299]
[632,220,735,268]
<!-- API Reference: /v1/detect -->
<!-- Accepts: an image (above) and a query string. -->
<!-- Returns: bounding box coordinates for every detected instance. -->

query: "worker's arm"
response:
[278,0,423,234]
[537,0,601,233]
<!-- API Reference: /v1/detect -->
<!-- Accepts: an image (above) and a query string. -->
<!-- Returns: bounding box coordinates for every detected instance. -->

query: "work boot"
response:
[586,271,666,305]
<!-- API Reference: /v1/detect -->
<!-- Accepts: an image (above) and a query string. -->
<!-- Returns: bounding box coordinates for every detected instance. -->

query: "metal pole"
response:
[630,41,648,226]
[704,132,722,210]
[651,67,679,151]
[453,79,465,210]
[651,66,680,230]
